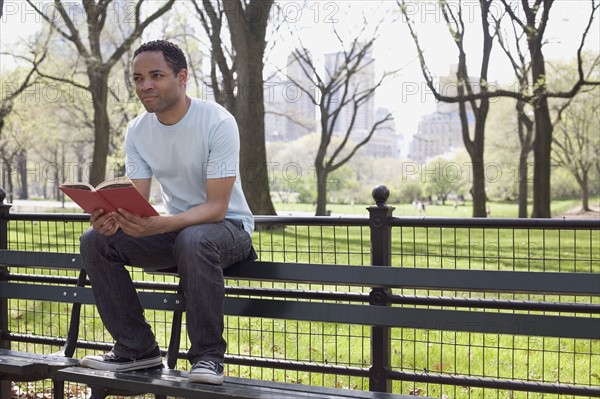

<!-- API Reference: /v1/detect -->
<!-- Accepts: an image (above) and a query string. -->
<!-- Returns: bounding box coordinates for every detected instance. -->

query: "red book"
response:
[59,177,159,217]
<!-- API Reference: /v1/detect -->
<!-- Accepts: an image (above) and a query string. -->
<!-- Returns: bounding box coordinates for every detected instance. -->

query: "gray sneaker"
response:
[81,346,163,372]
[189,360,224,385]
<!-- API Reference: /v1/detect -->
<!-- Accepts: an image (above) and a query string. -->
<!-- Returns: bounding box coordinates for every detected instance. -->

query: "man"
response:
[79,40,255,386]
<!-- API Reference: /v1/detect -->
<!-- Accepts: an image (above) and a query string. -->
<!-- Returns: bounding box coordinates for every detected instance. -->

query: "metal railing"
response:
[1,187,599,399]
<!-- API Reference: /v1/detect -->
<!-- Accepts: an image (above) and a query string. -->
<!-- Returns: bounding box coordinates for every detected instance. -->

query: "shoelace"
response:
[102,351,120,360]
[192,360,218,371]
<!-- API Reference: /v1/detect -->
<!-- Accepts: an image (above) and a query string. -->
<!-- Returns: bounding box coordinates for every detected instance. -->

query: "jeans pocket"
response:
[222,219,256,267]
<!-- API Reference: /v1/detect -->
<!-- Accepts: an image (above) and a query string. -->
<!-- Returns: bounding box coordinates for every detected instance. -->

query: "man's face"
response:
[132,51,186,115]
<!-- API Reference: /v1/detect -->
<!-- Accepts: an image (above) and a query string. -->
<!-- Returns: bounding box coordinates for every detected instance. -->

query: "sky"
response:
[1,0,599,141]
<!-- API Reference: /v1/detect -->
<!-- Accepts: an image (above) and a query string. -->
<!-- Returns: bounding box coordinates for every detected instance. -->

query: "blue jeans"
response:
[79,219,255,364]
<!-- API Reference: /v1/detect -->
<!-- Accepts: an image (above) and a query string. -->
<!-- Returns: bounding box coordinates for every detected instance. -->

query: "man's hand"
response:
[109,175,236,237]
[113,208,163,237]
[90,209,119,236]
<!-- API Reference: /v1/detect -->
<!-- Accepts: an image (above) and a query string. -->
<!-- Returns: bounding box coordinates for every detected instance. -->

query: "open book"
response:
[59,177,159,217]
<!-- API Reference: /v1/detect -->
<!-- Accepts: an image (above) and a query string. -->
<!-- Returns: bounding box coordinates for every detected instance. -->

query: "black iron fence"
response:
[1,188,599,399]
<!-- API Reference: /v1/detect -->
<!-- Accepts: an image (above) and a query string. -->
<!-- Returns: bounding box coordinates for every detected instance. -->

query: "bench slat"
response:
[56,367,413,399]
[0,282,186,311]
[3,251,597,295]
[0,250,83,270]
[3,282,596,338]
[227,261,600,295]
[225,297,600,339]
[0,349,79,379]
[0,282,94,304]
[0,358,49,376]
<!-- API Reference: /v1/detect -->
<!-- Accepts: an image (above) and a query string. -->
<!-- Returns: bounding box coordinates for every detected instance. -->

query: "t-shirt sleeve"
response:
[124,124,153,180]
[206,116,240,179]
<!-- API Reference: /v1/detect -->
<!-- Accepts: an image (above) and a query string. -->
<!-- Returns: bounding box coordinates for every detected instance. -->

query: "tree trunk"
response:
[515,99,533,219]
[53,149,60,200]
[17,150,27,200]
[470,158,487,217]
[459,100,487,217]
[518,149,529,218]
[223,0,276,217]
[528,11,552,218]
[469,108,488,218]
[531,104,553,218]
[315,164,328,216]
[577,172,590,212]
[4,161,13,203]
[88,71,110,187]
[233,78,275,216]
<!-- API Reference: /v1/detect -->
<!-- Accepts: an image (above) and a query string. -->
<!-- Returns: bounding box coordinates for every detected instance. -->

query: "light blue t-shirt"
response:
[124,99,254,233]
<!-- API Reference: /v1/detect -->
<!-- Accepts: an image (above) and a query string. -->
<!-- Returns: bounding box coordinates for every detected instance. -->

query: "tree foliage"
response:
[551,58,600,211]
[399,0,599,217]
[0,33,48,201]
[498,0,599,217]
[25,0,175,186]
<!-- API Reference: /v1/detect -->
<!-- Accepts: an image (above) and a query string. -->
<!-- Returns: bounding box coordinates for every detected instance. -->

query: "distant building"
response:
[324,50,375,135]
[338,107,399,159]
[264,75,289,141]
[394,132,405,159]
[264,53,316,141]
[368,107,398,158]
[408,66,477,161]
[264,50,399,160]
[409,111,474,162]
[285,53,317,139]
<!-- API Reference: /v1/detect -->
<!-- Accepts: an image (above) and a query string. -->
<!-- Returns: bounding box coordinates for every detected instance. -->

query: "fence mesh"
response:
[4,215,599,399]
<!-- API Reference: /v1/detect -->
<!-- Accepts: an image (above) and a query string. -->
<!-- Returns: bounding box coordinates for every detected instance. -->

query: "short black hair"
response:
[133,40,187,75]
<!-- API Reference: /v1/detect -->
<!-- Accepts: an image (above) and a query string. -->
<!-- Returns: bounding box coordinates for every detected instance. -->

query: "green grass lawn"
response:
[22,194,596,218]
[273,197,598,218]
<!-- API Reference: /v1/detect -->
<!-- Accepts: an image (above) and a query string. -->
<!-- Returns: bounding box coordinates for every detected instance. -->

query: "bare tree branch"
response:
[285,7,398,214]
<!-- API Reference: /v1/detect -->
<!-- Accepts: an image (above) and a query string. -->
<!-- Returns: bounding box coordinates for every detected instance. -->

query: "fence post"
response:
[367,185,395,393]
[0,188,12,398]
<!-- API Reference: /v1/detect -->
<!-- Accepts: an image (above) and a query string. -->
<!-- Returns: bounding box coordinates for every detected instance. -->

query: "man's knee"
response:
[80,228,106,259]
[174,226,216,252]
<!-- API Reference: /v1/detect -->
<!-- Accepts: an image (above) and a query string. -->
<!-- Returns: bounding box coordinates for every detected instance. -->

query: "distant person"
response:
[78,40,256,385]
[417,200,426,216]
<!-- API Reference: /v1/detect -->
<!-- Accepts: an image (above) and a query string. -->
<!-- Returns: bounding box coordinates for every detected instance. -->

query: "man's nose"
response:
[140,80,154,91]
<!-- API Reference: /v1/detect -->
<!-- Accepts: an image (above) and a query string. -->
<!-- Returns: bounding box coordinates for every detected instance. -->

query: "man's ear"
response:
[178,69,188,86]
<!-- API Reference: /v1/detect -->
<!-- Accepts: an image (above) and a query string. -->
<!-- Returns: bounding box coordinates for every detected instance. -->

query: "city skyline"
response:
[264,48,400,159]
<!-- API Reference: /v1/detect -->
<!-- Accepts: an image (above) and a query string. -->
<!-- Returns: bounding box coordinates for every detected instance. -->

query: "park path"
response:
[558,205,600,220]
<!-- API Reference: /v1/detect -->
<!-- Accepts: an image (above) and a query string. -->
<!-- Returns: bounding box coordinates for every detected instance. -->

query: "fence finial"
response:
[371,185,389,207]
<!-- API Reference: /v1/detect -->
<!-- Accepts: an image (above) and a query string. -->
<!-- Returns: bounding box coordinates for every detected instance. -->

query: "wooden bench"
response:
[0,250,184,399]
[59,368,406,399]
[0,250,85,396]
[1,249,419,399]
[2,248,599,398]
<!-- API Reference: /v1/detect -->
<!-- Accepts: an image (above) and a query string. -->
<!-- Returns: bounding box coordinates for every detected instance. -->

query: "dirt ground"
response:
[558,205,600,220]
